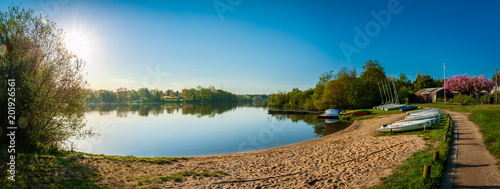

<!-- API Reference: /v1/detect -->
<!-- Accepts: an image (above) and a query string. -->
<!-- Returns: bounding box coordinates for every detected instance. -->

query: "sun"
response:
[65,30,90,59]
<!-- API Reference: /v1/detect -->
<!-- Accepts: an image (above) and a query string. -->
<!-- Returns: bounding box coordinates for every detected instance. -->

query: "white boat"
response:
[395,117,439,124]
[325,109,342,116]
[377,108,441,132]
[376,121,431,132]
[384,104,407,110]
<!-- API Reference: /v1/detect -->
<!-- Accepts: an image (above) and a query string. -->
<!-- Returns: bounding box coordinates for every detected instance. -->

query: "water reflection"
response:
[86,102,241,118]
[270,114,351,137]
[86,103,351,138]
[80,103,352,156]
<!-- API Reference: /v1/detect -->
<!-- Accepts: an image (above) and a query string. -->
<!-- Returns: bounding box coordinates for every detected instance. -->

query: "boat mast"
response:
[391,77,400,104]
[383,78,390,104]
[386,77,394,104]
[378,81,385,105]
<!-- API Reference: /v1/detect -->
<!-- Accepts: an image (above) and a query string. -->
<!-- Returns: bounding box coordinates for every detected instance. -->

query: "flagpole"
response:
[444,62,446,105]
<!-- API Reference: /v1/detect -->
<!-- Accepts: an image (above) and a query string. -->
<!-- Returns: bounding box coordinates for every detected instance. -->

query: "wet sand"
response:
[88,113,427,188]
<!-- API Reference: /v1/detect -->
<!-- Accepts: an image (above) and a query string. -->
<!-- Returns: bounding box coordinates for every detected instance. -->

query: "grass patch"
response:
[372,112,453,189]
[339,108,410,122]
[93,155,189,165]
[0,152,105,188]
[413,104,500,165]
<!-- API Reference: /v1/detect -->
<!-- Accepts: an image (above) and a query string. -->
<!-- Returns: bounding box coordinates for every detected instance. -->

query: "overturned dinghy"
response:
[377,108,441,132]
[376,119,432,132]
[319,109,342,119]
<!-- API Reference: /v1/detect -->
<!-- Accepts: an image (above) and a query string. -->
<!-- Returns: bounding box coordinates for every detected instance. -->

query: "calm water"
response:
[71,103,350,157]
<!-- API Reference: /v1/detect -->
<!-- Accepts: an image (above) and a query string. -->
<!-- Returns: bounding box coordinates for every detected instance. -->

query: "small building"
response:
[490,80,500,95]
[414,87,452,103]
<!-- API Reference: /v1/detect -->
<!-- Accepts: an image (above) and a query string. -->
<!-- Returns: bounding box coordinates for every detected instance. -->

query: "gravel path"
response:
[442,111,500,188]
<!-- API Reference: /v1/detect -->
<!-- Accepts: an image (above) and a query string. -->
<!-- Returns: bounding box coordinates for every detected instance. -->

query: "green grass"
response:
[94,155,189,164]
[413,104,500,163]
[0,152,106,188]
[339,108,410,122]
[0,151,193,188]
[372,112,453,189]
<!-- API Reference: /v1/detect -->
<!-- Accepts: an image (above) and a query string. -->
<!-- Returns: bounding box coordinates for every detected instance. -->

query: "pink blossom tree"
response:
[445,74,494,99]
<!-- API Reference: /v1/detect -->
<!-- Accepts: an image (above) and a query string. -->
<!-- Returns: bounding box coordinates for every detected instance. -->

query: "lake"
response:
[70,103,350,157]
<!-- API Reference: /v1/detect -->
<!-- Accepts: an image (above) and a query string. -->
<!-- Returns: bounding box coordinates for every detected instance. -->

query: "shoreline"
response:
[86,113,427,188]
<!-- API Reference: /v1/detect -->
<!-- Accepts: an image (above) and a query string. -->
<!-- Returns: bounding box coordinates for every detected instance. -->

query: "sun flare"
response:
[65,31,90,58]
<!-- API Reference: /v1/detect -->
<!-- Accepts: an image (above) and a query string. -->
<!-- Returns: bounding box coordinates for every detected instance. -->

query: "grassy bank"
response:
[0,152,104,188]
[413,104,500,163]
[371,112,453,188]
[0,151,233,188]
[338,108,408,122]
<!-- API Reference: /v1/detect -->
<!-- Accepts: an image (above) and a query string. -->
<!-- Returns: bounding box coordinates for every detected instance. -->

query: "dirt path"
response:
[442,111,500,188]
[88,114,427,188]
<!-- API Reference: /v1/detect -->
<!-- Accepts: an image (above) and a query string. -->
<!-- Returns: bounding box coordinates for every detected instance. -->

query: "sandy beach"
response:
[87,113,427,188]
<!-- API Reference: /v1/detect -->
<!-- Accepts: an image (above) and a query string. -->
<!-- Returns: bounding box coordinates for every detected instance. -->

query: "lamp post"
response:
[444,62,446,105]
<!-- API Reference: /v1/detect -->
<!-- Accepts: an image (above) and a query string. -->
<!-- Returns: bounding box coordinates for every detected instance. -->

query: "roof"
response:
[415,87,444,94]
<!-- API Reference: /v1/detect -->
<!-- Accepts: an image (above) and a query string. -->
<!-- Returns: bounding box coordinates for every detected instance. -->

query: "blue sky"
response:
[2,0,499,94]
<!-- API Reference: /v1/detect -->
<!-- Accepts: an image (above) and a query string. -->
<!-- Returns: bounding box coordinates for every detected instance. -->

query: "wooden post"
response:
[424,125,426,133]
[390,128,393,135]
[423,165,431,178]
[433,151,439,161]
[444,134,447,142]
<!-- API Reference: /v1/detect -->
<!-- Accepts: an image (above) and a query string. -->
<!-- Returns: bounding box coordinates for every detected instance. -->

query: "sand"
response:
[87,113,427,188]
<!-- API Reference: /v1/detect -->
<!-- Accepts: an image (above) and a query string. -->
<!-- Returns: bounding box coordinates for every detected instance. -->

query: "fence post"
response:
[423,165,431,178]
[433,151,439,161]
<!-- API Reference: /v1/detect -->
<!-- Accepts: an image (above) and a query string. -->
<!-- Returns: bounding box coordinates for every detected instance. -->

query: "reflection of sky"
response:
[73,107,322,157]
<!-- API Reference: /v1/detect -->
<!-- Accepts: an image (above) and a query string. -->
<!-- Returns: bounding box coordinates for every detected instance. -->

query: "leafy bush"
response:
[452,94,475,104]
[479,94,491,104]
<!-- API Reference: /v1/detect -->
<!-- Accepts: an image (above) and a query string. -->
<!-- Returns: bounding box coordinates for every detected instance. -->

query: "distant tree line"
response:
[267,60,446,110]
[87,86,244,103]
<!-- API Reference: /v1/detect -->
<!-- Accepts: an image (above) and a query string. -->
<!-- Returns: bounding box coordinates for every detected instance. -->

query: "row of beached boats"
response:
[376,108,442,132]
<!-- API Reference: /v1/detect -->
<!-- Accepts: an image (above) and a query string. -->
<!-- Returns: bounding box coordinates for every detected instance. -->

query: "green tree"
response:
[96,90,116,102]
[413,73,436,91]
[395,73,413,103]
[129,90,140,101]
[360,60,386,107]
[138,87,150,99]
[149,89,161,102]
[199,88,213,101]
[0,5,93,149]
[116,87,129,102]
[169,90,176,99]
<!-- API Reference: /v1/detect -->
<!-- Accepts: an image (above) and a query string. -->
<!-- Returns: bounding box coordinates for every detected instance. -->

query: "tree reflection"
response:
[86,102,240,118]
[271,114,351,137]
[86,103,351,137]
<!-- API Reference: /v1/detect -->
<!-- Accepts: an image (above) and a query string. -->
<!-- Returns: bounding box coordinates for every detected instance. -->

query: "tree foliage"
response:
[445,74,494,99]
[87,86,238,103]
[0,5,92,149]
[268,60,387,110]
